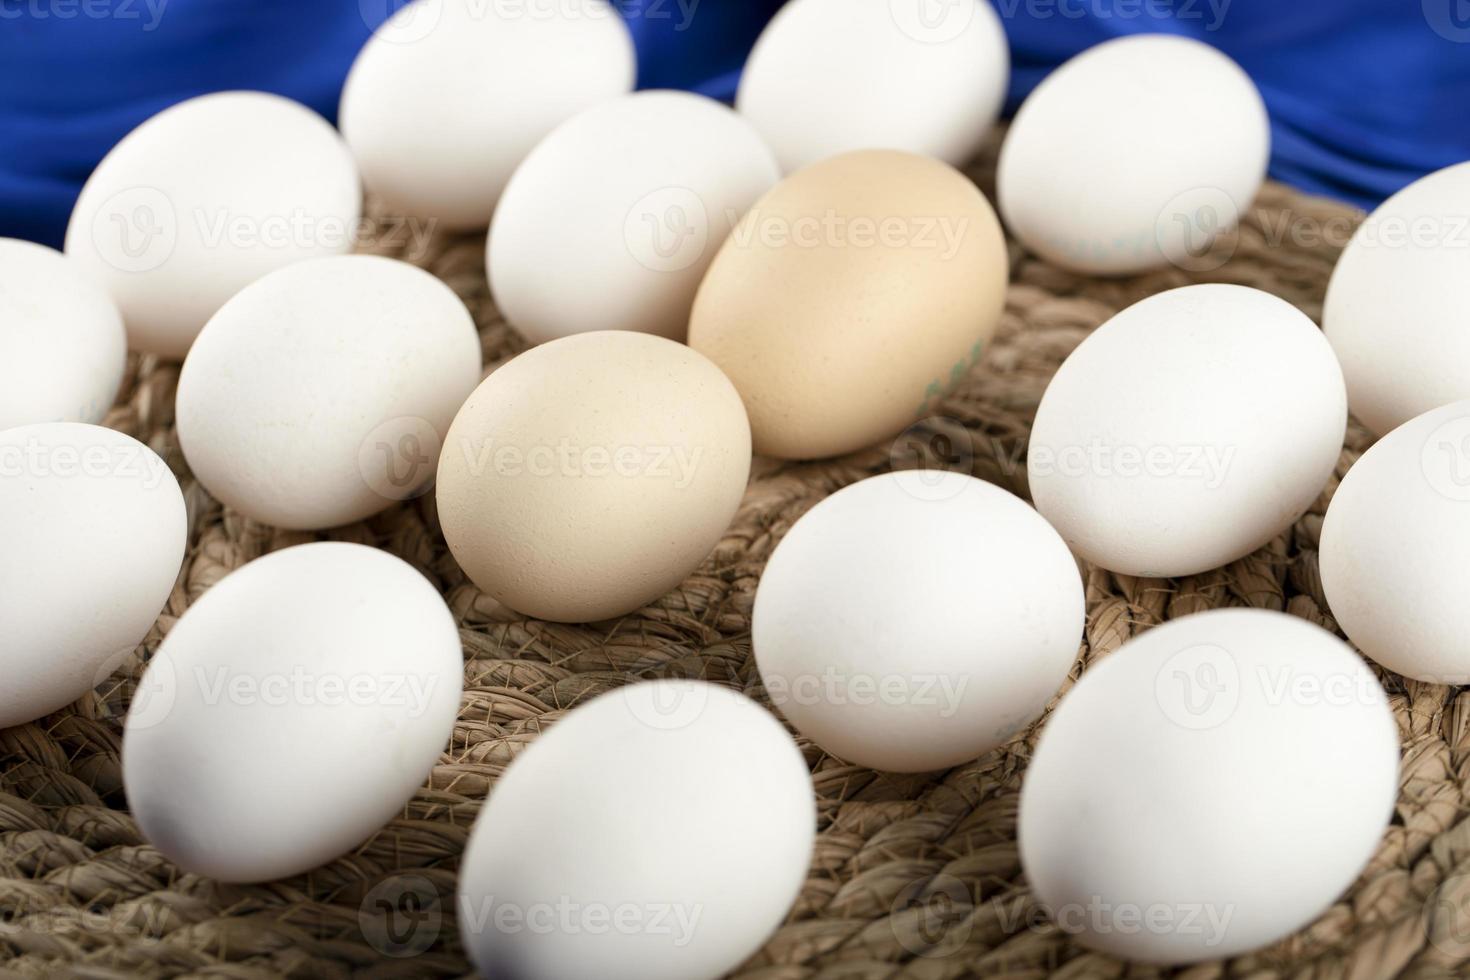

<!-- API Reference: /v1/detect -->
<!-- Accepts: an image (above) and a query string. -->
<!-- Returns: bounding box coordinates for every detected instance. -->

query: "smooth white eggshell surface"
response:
[1028,284,1345,578]
[0,239,126,429]
[458,681,814,980]
[753,472,1083,772]
[122,542,464,883]
[64,91,361,359]
[1321,399,1470,683]
[998,34,1268,275]
[1021,609,1398,963]
[736,0,1008,173]
[0,423,185,729]
[1324,161,1470,435]
[176,254,481,531]
[488,90,779,344]
[340,0,635,230]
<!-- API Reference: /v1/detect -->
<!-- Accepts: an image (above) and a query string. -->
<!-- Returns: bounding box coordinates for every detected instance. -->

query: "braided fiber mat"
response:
[5,137,1470,980]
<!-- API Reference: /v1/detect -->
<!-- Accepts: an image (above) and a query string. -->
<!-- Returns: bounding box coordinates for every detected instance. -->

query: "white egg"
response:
[64,91,361,359]
[340,0,635,230]
[1020,609,1398,962]
[1321,399,1470,683]
[1324,161,1470,435]
[176,255,481,531]
[0,423,185,729]
[122,542,464,883]
[998,35,1268,275]
[488,90,779,344]
[1028,284,1345,578]
[753,472,1083,772]
[0,239,126,429]
[458,681,813,980]
[736,0,1008,173]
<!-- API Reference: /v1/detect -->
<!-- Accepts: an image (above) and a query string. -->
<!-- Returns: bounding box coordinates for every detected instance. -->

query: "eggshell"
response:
[435,331,751,622]
[64,91,361,359]
[753,472,1082,772]
[340,0,634,230]
[688,149,1007,460]
[998,35,1268,275]
[1320,399,1470,683]
[487,90,779,344]
[1324,161,1470,435]
[122,542,464,883]
[1028,284,1345,578]
[0,239,126,429]
[457,680,813,980]
[1020,609,1398,962]
[0,423,185,729]
[176,255,481,531]
[737,0,1008,173]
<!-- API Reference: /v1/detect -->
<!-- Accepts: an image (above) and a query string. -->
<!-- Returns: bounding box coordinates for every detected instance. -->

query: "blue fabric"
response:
[2,0,1466,248]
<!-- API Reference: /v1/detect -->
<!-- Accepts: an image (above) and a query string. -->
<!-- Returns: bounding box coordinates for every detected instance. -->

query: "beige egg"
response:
[435,332,752,623]
[688,149,1008,460]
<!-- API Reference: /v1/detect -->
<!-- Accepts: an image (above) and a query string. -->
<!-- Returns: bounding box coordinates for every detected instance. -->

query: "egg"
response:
[340,0,634,230]
[754,472,1083,772]
[64,91,361,359]
[0,239,126,429]
[1324,161,1470,435]
[457,680,813,980]
[0,423,185,729]
[998,35,1268,275]
[176,255,481,531]
[122,542,464,882]
[1020,609,1398,962]
[435,331,750,622]
[688,149,1007,460]
[1320,399,1470,683]
[736,0,1008,173]
[487,90,779,345]
[1028,284,1345,578]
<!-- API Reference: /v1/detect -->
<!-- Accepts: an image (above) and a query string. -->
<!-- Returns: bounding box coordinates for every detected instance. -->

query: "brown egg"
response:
[688,149,1008,460]
[435,331,751,623]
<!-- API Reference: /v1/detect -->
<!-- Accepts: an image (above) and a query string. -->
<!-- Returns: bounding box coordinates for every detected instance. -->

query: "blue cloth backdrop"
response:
[1,0,1467,247]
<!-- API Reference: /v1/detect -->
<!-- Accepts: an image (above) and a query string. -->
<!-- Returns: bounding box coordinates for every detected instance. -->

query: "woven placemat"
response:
[4,136,1469,980]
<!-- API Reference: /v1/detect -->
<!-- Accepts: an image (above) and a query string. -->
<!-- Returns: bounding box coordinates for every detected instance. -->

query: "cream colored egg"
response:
[435,332,751,622]
[688,149,1007,460]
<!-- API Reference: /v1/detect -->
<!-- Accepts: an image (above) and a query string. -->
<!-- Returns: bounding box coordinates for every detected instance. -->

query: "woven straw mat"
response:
[3,137,1469,980]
